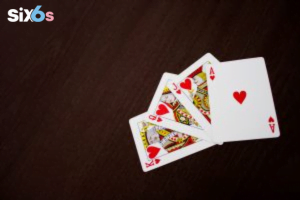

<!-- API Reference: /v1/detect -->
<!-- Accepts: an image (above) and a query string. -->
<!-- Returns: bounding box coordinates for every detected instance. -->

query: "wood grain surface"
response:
[0,0,300,199]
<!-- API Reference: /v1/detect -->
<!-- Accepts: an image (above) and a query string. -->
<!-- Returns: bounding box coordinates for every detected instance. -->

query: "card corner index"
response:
[148,73,179,115]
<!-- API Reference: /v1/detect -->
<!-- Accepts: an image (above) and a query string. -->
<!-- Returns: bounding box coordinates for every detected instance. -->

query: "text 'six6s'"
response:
[8,6,54,22]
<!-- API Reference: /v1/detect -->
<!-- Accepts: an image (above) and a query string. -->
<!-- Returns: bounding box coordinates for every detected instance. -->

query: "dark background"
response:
[0,0,300,199]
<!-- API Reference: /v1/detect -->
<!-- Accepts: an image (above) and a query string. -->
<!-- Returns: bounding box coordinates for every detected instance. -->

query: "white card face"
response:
[147,73,214,143]
[129,113,215,172]
[173,53,221,133]
[206,57,280,142]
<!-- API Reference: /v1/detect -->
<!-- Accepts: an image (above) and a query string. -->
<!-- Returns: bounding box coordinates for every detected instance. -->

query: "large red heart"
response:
[233,91,247,104]
[180,79,192,90]
[156,104,169,115]
[147,146,160,159]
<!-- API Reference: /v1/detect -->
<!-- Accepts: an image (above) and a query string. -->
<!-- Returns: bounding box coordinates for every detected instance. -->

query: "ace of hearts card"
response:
[206,57,280,143]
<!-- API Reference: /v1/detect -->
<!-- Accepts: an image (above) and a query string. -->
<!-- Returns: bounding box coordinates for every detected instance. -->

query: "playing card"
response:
[147,73,214,143]
[206,57,280,142]
[170,53,221,133]
[129,113,214,172]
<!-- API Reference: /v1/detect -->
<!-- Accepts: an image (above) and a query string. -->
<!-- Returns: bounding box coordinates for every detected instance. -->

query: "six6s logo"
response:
[8,6,54,22]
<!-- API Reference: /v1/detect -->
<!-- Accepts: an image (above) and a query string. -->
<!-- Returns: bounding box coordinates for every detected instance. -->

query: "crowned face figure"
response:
[146,127,160,144]
[160,87,176,104]
[193,72,206,86]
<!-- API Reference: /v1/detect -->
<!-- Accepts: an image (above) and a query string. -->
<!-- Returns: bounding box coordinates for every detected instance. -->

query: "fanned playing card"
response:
[129,113,214,172]
[206,57,280,142]
[147,73,214,143]
[169,53,221,134]
[128,53,281,172]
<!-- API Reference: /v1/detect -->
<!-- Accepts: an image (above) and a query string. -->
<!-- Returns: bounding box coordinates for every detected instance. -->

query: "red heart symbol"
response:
[147,146,160,159]
[210,67,215,81]
[180,79,192,90]
[269,116,274,123]
[176,89,181,94]
[157,117,162,122]
[156,104,169,115]
[155,159,160,164]
[269,124,275,133]
[233,91,247,104]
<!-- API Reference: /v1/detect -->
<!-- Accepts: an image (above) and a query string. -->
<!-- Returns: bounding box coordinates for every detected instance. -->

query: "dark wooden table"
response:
[1,0,299,199]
